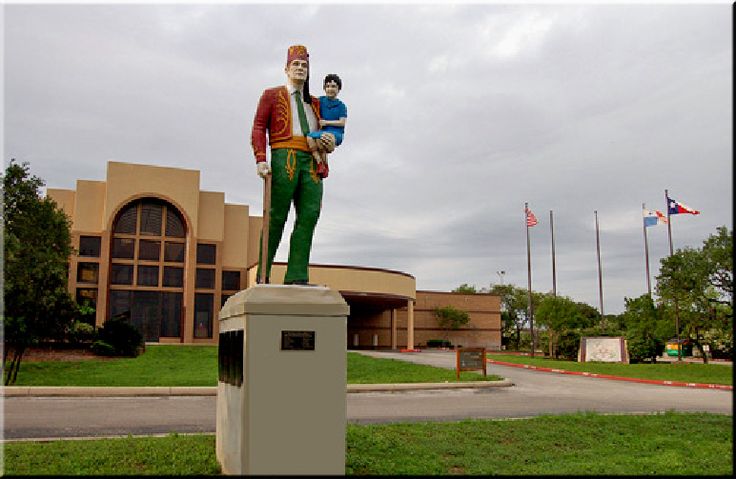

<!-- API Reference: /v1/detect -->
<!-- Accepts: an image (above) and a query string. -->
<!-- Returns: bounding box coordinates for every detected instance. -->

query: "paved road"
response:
[3,351,732,440]
[348,351,732,422]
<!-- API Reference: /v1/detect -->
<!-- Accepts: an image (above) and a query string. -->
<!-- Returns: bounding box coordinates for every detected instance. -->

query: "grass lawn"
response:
[347,351,502,383]
[3,412,731,475]
[9,346,500,386]
[11,346,731,386]
[487,354,733,386]
[11,345,218,387]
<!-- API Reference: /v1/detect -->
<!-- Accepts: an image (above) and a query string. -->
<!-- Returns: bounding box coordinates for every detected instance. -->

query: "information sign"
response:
[456,347,487,379]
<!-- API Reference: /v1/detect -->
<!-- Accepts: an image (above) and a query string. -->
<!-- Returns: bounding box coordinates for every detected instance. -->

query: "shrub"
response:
[427,339,452,348]
[556,329,582,360]
[91,340,116,356]
[627,336,664,363]
[518,330,533,351]
[77,301,96,325]
[66,320,96,345]
[94,315,143,357]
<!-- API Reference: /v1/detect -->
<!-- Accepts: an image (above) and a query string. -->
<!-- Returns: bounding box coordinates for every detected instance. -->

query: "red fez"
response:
[286,45,309,66]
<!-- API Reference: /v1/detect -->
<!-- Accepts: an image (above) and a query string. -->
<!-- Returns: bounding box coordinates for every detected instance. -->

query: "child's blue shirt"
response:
[308,96,347,146]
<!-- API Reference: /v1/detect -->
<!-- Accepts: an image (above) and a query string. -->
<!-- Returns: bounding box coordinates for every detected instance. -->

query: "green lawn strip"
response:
[3,434,220,476]
[4,413,732,475]
[347,412,732,475]
[487,353,733,386]
[11,346,500,386]
[347,352,502,383]
[12,345,218,386]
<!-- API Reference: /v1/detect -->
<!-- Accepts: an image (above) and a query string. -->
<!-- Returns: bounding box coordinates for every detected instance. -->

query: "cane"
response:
[258,172,272,284]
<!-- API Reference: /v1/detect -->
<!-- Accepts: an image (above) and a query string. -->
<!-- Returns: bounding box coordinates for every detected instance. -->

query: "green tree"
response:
[574,301,602,328]
[490,284,545,351]
[535,295,590,358]
[701,226,733,306]
[656,226,733,363]
[621,294,672,363]
[433,306,471,343]
[2,160,76,384]
[453,283,479,294]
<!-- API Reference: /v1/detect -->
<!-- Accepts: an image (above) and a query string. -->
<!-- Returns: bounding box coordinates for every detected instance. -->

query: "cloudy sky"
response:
[4,2,732,314]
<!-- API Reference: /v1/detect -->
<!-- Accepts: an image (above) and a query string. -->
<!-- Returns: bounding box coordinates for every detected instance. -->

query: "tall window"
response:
[79,236,101,257]
[77,262,99,284]
[109,198,187,341]
[194,243,217,339]
[194,293,214,339]
[221,270,241,307]
[77,236,102,322]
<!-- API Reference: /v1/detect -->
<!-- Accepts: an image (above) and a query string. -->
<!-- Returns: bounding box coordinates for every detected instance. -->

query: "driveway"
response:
[347,351,732,423]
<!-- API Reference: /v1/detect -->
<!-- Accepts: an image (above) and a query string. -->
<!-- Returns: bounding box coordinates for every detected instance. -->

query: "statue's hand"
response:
[318,133,336,153]
[256,162,271,178]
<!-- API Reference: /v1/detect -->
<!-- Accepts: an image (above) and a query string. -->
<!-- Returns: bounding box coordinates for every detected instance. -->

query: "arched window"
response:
[108,198,187,341]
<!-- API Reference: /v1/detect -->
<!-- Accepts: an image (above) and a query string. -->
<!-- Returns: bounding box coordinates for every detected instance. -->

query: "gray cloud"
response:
[4,3,731,313]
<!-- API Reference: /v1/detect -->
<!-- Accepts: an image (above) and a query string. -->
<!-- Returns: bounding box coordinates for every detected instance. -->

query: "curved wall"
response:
[246,263,416,300]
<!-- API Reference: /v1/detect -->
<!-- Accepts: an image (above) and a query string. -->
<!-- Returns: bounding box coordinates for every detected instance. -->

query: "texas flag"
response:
[667,196,700,215]
[643,208,668,227]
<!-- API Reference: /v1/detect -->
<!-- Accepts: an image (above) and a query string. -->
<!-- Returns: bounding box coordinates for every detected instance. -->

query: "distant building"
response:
[48,161,501,350]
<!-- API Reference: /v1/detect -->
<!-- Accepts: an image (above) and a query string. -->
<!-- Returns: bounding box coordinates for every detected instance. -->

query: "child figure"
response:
[306,74,347,178]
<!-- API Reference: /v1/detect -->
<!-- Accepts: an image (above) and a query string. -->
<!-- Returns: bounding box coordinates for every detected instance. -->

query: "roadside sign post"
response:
[456,347,487,380]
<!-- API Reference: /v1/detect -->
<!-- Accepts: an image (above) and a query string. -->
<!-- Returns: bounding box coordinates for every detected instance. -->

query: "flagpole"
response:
[642,203,652,296]
[665,189,675,256]
[525,203,535,358]
[595,211,605,324]
[550,210,557,297]
[665,189,682,362]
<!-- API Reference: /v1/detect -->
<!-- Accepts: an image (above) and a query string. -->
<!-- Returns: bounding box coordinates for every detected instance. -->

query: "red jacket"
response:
[251,86,321,163]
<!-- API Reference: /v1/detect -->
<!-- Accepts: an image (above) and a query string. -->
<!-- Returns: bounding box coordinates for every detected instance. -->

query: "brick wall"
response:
[346,291,502,350]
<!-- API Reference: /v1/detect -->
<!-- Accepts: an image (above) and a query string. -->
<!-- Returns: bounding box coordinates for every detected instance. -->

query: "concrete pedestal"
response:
[215,284,349,475]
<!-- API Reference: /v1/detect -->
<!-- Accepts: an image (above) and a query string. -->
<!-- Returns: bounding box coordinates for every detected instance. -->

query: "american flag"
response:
[526,208,538,227]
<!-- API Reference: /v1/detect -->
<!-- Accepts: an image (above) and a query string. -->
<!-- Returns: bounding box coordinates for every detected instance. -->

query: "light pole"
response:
[496,270,505,286]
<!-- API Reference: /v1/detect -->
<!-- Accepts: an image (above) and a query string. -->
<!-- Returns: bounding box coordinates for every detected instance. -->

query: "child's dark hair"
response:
[324,73,342,90]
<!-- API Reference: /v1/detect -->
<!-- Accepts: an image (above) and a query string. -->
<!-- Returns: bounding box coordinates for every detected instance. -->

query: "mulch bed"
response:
[15,346,113,362]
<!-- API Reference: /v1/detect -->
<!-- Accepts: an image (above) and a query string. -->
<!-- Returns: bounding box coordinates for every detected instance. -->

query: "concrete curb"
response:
[347,379,513,392]
[1,386,216,397]
[2,380,513,397]
[487,359,733,391]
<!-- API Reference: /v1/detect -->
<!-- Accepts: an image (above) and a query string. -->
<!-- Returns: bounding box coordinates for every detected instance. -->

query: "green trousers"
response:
[257,148,323,284]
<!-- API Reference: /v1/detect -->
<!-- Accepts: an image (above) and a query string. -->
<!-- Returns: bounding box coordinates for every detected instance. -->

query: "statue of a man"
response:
[251,45,335,285]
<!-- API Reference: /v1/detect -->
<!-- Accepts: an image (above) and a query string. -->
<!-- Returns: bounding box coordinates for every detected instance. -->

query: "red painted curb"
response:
[486,359,733,391]
[400,349,421,353]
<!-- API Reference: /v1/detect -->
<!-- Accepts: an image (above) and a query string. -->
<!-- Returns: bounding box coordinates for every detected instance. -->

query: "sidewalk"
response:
[2,379,513,397]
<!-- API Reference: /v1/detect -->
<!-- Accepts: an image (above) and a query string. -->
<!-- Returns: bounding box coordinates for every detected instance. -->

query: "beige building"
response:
[48,161,501,350]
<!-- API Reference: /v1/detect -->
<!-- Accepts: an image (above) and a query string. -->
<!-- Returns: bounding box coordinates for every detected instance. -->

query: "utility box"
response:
[216,284,349,475]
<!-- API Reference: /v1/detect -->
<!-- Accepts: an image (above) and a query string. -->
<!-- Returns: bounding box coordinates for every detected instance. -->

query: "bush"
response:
[627,336,665,363]
[77,301,96,326]
[556,330,582,360]
[536,330,550,356]
[91,340,116,356]
[66,321,96,345]
[94,315,143,357]
[518,331,533,351]
[427,339,452,348]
